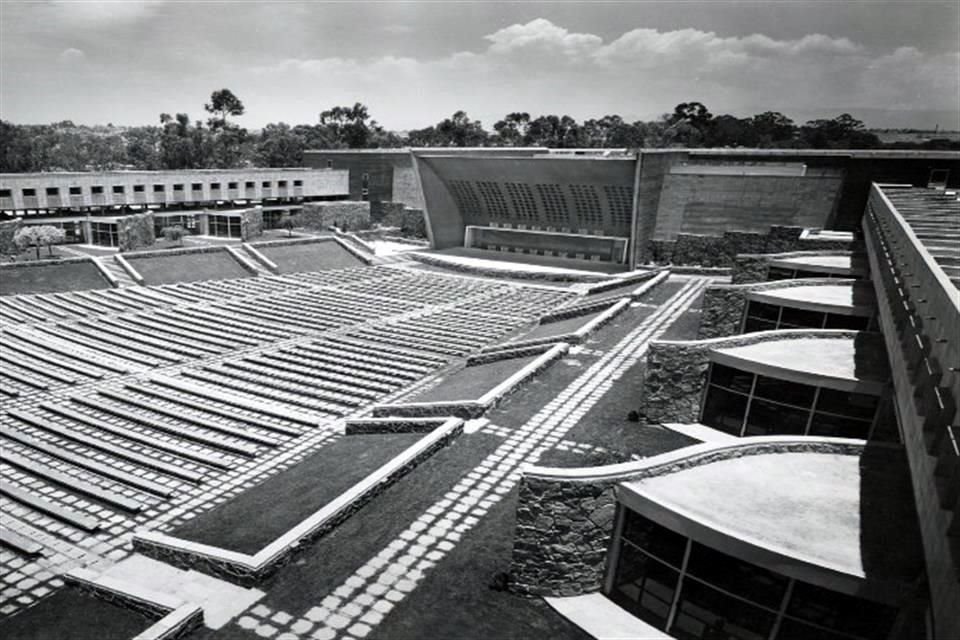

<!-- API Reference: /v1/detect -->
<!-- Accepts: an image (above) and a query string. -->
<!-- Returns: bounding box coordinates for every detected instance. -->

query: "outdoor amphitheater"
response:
[0,148,958,640]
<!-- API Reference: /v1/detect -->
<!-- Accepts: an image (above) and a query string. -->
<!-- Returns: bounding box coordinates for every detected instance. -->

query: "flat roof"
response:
[879,186,960,290]
[749,282,875,316]
[769,253,868,275]
[711,333,889,392]
[620,445,922,592]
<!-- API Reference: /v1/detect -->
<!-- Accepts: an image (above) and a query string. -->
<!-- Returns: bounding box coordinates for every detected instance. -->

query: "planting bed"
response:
[519,309,606,341]
[409,355,539,403]
[0,588,153,640]
[171,432,423,554]
[257,241,365,273]
[0,261,109,296]
[129,251,251,285]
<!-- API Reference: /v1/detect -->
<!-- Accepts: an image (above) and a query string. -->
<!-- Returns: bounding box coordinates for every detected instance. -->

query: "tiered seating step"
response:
[0,524,44,556]
[1,427,175,498]
[7,409,204,483]
[0,481,101,532]
[1,449,144,513]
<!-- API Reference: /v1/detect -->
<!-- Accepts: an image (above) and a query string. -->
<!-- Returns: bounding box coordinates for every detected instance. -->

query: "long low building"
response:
[0,168,349,215]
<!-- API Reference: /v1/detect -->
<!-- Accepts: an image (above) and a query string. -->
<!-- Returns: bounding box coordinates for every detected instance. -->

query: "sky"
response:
[1,0,959,130]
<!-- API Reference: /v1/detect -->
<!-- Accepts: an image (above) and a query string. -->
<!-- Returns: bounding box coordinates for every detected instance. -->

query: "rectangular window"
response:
[610,542,679,630]
[0,189,12,198]
[191,183,202,191]
[744,399,809,436]
[672,579,776,640]
[753,375,817,409]
[112,185,125,194]
[91,186,103,194]
[815,388,878,420]
[778,306,826,329]
[22,188,37,197]
[69,186,82,195]
[621,511,687,568]
[153,184,165,193]
[46,187,59,196]
[210,182,221,190]
[173,184,184,192]
[278,180,287,188]
[228,182,238,189]
[701,386,749,436]
[293,179,303,187]
[786,581,897,639]
[685,543,787,608]
[708,363,754,394]
[262,181,271,188]
[245,181,255,189]
[133,185,145,193]
[326,159,333,168]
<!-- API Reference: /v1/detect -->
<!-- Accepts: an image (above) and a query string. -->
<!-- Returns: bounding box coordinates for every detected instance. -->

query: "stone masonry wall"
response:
[370,201,404,224]
[510,476,618,596]
[648,225,857,269]
[639,330,860,423]
[508,439,865,597]
[731,249,855,284]
[240,207,264,241]
[698,277,855,338]
[0,218,23,256]
[117,211,155,252]
[301,201,371,232]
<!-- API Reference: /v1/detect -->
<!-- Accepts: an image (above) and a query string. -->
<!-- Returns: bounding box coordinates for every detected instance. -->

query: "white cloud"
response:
[48,0,163,26]
[484,18,602,59]
[58,47,85,63]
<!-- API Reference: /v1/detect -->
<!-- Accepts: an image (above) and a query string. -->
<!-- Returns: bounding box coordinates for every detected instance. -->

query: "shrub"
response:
[161,225,186,246]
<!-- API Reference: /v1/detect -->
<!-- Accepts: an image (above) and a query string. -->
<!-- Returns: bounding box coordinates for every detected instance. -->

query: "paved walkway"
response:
[228,276,710,640]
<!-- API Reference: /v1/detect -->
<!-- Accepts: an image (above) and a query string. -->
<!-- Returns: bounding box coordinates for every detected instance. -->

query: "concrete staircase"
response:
[96,257,137,287]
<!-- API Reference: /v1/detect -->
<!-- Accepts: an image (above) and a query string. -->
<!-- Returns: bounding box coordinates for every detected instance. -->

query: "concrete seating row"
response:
[321,335,446,367]
[0,480,101,532]
[42,324,179,367]
[7,409,205,484]
[1,427,175,498]
[216,360,376,404]
[40,402,234,470]
[181,367,352,415]
[3,328,131,376]
[254,352,404,391]
[68,396,260,458]
[290,343,429,378]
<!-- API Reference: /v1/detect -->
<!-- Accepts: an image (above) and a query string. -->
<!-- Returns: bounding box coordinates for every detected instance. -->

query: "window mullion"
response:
[804,387,821,435]
[740,374,758,436]
[768,578,795,640]
[665,537,692,632]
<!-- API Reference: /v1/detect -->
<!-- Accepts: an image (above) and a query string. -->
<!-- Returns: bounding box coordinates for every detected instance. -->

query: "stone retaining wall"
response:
[731,249,853,284]
[698,277,857,338]
[117,211,156,252]
[0,218,23,255]
[508,438,865,596]
[648,225,857,269]
[300,201,371,232]
[640,330,859,423]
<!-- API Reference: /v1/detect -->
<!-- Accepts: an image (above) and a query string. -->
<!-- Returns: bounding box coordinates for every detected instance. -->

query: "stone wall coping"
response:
[224,245,260,275]
[708,277,859,293]
[344,417,450,435]
[582,267,665,295]
[739,249,853,260]
[133,604,205,640]
[653,327,859,349]
[470,341,559,363]
[524,436,866,483]
[502,298,632,352]
[248,236,337,249]
[123,244,229,260]
[628,269,671,299]
[65,566,185,613]
[332,235,375,265]
[91,257,120,288]
[331,228,377,254]
[406,252,610,282]
[134,418,463,578]
[240,243,279,274]
[666,265,733,275]
[476,342,569,406]
[114,253,145,284]
[0,255,93,270]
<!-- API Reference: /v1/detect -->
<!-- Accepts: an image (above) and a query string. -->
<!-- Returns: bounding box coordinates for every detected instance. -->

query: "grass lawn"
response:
[637,278,688,306]
[0,588,153,640]
[128,251,251,285]
[258,242,365,274]
[259,431,505,612]
[410,355,538,403]
[172,433,424,554]
[368,484,591,640]
[519,309,606,341]
[0,261,110,296]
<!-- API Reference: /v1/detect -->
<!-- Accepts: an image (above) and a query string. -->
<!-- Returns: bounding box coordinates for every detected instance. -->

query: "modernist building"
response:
[311,148,958,270]
[510,183,957,640]
[0,168,350,245]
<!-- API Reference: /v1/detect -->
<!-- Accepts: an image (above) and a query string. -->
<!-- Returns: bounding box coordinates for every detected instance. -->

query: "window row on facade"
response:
[608,510,897,640]
[742,300,874,333]
[3,180,305,200]
[699,363,889,440]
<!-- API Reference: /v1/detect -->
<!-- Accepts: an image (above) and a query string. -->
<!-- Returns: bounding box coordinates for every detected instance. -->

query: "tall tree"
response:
[493,112,531,146]
[434,111,488,147]
[204,89,245,129]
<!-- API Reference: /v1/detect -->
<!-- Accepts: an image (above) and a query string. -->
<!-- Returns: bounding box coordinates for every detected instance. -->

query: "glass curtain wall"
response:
[699,363,882,440]
[608,510,898,640]
[742,301,873,333]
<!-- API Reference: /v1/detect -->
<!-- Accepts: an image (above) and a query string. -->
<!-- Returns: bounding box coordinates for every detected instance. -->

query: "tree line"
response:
[2,91,956,173]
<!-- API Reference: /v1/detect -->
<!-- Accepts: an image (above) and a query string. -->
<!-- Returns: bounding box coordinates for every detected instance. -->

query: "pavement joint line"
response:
[263,277,709,639]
